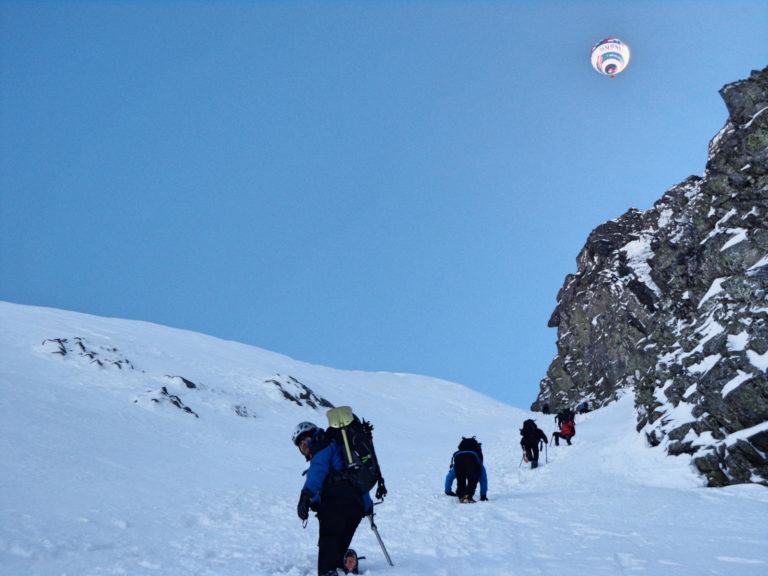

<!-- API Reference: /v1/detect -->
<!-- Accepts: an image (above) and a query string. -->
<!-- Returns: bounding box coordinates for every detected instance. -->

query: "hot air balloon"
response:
[590,38,630,77]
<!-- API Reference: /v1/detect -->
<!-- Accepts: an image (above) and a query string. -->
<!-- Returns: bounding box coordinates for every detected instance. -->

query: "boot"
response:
[343,549,359,574]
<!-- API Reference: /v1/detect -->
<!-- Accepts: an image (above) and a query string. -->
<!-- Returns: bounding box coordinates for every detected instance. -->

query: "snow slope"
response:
[1,302,767,576]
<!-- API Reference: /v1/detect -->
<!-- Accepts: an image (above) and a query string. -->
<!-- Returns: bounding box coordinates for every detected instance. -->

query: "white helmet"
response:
[292,421,319,446]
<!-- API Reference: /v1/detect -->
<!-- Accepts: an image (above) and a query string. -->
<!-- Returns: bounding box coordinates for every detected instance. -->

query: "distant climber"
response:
[445,437,488,503]
[555,408,575,428]
[552,416,575,446]
[520,420,548,469]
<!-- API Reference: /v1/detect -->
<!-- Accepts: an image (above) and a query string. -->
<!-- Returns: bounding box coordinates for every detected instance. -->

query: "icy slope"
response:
[1,302,767,576]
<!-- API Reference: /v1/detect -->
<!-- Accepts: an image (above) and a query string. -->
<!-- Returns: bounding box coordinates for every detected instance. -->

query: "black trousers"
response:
[522,443,540,467]
[316,484,365,576]
[552,432,573,446]
[453,452,481,499]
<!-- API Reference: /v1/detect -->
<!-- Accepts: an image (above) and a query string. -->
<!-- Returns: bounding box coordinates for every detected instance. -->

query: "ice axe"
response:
[368,503,394,567]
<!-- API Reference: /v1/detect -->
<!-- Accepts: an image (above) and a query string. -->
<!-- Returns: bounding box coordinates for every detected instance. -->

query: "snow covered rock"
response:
[533,67,768,487]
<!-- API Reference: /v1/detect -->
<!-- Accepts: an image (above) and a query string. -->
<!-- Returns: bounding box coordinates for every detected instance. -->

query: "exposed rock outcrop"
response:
[533,67,768,486]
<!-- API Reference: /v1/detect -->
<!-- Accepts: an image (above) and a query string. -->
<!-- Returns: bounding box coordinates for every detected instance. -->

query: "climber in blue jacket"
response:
[293,421,372,576]
[444,436,488,503]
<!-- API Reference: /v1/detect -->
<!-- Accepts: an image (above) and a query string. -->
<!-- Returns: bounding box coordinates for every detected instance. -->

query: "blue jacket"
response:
[444,450,488,497]
[302,431,373,513]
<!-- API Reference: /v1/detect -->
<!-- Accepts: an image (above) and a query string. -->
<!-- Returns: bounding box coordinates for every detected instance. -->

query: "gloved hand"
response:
[480,494,488,501]
[297,489,313,521]
[376,478,388,500]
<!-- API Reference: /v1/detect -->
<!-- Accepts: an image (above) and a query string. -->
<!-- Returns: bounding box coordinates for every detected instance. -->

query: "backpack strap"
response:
[309,429,330,457]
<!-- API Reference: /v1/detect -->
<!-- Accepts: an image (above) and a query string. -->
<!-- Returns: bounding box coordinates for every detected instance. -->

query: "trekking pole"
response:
[368,504,394,566]
[545,440,548,464]
[518,453,524,468]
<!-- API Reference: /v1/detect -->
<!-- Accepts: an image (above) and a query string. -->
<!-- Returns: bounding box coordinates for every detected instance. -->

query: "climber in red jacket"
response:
[552,418,575,446]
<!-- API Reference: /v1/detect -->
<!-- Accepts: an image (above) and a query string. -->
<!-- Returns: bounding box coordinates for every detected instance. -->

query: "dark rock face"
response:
[42,336,335,420]
[532,67,768,487]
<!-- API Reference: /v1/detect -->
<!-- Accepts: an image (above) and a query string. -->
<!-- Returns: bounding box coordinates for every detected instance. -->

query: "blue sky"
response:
[1,1,766,408]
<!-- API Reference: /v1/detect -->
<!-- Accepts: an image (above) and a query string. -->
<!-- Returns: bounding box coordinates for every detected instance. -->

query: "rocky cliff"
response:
[532,67,768,487]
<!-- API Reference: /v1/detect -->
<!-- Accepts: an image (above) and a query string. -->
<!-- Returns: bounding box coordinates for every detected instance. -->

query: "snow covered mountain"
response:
[1,301,767,576]
[534,67,768,487]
